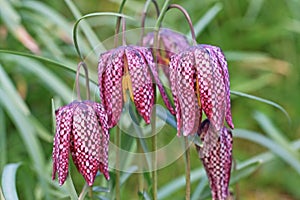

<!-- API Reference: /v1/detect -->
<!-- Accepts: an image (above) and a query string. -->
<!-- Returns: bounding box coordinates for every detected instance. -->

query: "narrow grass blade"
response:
[187,3,223,39]
[234,129,300,175]
[0,67,50,199]
[230,90,290,123]
[0,108,6,172]
[2,55,73,102]
[254,111,298,157]
[1,163,21,200]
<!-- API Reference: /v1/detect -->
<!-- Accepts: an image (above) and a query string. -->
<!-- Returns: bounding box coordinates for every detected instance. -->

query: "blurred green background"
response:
[0,0,300,199]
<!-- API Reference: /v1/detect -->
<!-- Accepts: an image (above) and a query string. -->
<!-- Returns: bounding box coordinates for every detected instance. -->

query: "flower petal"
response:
[202,45,234,129]
[196,119,232,200]
[98,48,124,128]
[197,45,226,132]
[169,54,182,136]
[52,103,74,185]
[170,49,200,136]
[92,102,110,180]
[125,47,154,123]
[70,102,103,186]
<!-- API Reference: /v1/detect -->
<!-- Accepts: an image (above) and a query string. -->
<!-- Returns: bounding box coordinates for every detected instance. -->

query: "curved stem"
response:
[76,62,91,100]
[140,0,160,45]
[167,4,197,45]
[114,0,127,47]
[154,0,171,31]
[184,137,191,200]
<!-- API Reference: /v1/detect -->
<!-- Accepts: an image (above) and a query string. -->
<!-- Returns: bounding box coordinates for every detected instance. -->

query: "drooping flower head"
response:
[169,44,234,137]
[52,100,109,186]
[195,119,233,200]
[143,29,190,78]
[98,45,175,128]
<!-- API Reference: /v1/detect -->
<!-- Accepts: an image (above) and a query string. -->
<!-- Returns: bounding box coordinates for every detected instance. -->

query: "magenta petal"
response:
[196,120,232,200]
[126,47,154,124]
[70,102,103,186]
[202,45,234,129]
[98,48,124,128]
[139,46,176,116]
[169,54,182,136]
[175,50,200,136]
[52,104,74,185]
[92,102,110,180]
[197,45,227,131]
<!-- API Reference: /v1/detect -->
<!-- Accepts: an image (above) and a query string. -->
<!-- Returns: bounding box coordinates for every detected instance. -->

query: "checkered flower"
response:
[196,119,233,200]
[98,45,175,128]
[143,29,190,78]
[169,44,234,136]
[52,100,110,186]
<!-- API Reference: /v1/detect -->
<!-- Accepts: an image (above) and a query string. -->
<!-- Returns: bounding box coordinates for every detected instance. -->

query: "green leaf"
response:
[187,3,223,39]
[1,163,21,200]
[157,168,205,199]
[0,108,6,172]
[2,54,73,102]
[254,111,298,158]
[0,66,50,199]
[230,90,290,123]
[234,129,300,175]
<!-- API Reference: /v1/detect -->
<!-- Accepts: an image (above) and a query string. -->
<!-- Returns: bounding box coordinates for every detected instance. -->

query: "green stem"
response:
[137,140,144,193]
[184,137,191,200]
[115,126,121,200]
[78,183,89,200]
[154,0,171,30]
[140,0,160,45]
[167,4,197,45]
[151,87,157,200]
[75,62,91,100]
[114,0,127,47]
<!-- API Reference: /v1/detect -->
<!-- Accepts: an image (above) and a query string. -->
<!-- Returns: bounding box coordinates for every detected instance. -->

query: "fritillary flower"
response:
[98,45,175,128]
[143,29,190,77]
[52,100,109,186]
[169,45,234,136]
[195,119,233,200]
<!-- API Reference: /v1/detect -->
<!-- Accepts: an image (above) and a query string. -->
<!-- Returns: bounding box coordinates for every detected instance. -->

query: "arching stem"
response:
[114,0,127,47]
[75,61,91,100]
[140,0,160,45]
[167,4,197,45]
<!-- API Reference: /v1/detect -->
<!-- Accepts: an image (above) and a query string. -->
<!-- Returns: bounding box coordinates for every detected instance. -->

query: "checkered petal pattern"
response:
[196,119,232,200]
[169,44,234,136]
[201,44,234,129]
[52,103,75,185]
[52,101,110,186]
[170,46,210,136]
[98,48,124,128]
[125,47,154,123]
[170,49,203,136]
[98,45,176,126]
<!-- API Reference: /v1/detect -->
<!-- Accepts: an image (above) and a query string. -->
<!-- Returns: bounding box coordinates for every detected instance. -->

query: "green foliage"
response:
[0,0,299,199]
